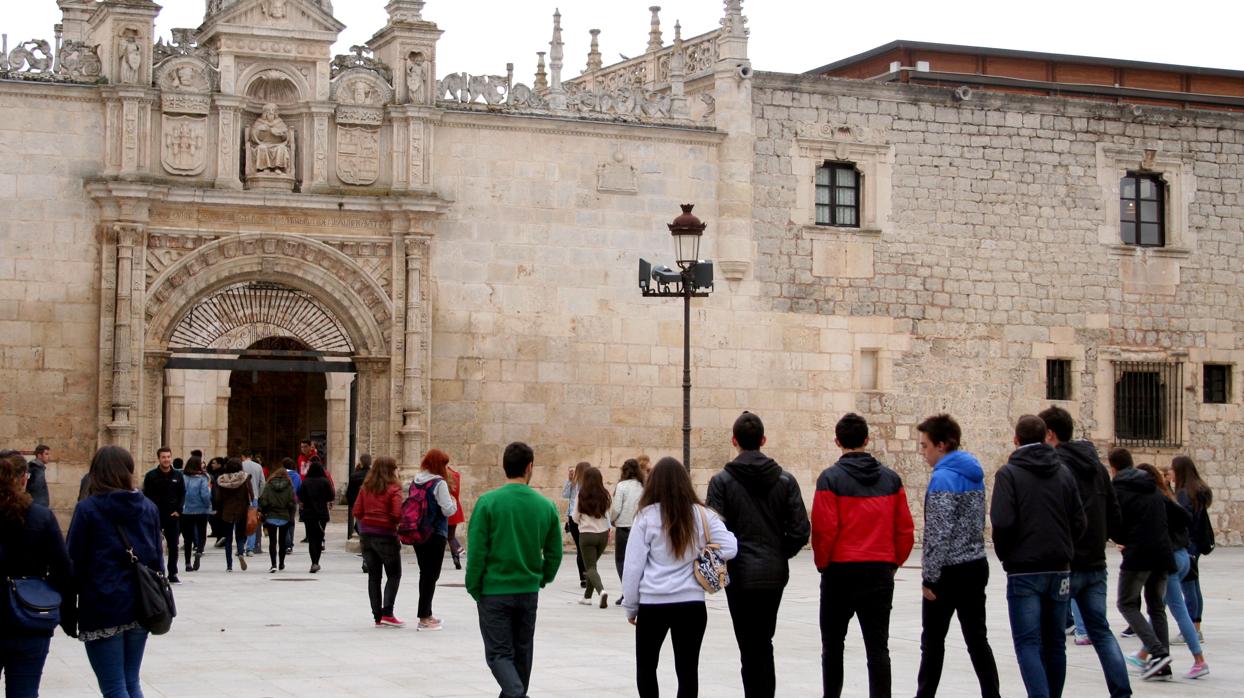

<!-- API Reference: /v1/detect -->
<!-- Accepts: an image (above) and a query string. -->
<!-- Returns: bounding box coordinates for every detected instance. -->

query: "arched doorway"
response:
[227,337,328,465]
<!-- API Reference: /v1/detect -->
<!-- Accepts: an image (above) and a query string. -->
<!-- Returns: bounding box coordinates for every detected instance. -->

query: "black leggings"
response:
[413,534,447,619]
[180,514,208,565]
[566,517,586,581]
[264,522,289,569]
[304,518,326,565]
[636,601,707,698]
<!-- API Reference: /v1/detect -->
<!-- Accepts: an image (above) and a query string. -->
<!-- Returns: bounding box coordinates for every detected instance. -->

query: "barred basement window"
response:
[1046,359,1072,400]
[1204,364,1232,404]
[815,162,860,227]
[1120,172,1165,247]
[1113,360,1183,448]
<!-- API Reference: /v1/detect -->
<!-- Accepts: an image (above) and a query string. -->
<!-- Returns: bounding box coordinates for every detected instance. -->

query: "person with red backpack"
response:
[399,449,459,631]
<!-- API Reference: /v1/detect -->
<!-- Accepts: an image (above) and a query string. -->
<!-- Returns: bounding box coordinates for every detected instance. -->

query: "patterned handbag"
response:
[692,506,730,593]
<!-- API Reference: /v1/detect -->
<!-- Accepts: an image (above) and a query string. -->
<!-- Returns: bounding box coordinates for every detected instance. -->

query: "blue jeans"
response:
[1181,554,1203,622]
[1165,549,1202,656]
[245,499,259,552]
[84,627,149,698]
[1006,572,1070,698]
[1069,569,1131,697]
[0,634,52,698]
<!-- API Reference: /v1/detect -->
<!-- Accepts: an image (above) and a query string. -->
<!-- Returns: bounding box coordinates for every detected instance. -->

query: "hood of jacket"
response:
[217,471,249,489]
[1112,466,1156,494]
[834,451,883,486]
[1007,443,1062,478]
[1056,440,1104,479]
[723,450,782,490]
[90,488,153,522]
[27,459,46,474]
[265,474,292,494]
[935,449,984,483]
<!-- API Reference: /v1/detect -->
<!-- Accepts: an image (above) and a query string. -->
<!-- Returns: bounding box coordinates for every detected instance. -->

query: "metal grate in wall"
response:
[1046,359,1072,400]
[169,282,354,353]
[1112,360,1183,448]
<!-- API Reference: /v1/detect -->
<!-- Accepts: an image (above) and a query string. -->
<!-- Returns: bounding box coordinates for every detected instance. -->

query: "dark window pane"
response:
[1121,177,1136,199]
[1140,177,1158,199]
[1047,359,1072,400]
[1140,201,1159,223]
[1121,200,1136,221]
[1141,223,1162,246]
[1121,221,1137,244]
[1204,365,1231,404]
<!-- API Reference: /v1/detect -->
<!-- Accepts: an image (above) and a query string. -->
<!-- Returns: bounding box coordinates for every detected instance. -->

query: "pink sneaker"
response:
[379,615,406,627]
[1185,662,1209,679]
[1074,635,1093,646]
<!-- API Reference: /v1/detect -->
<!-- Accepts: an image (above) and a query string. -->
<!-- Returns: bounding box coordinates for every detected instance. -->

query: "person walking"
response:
[812,413,915,698]
[346,454,371,542]
[258,461,297,573]
[623,456,737,698]
[706,411,810,698]
[573,465,612,608]
[1171,455,1212,642]
[912,414,1000,698]
[561,462,589,588]
[353,456,405,627]
[205,456,226,547]
[213,458,252,572]
[68,445,163,698]
[1131,463,1209,679]
[446,462,466,570]
[991,415,1086,698]
[408,449,459,630]
[298,460,334,574]
[1108,448,1175,681]
[26,444,52,507]
[1038,406,1131,697]
[240,448,266,557]
[610,458,644,606]
[179,457,212,573]
[467,442,563,698]
[142,447,185,584]
[0,449,73,696]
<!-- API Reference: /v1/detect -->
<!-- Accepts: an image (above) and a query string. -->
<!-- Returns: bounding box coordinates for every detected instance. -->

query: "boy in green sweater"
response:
[467,442,563,698]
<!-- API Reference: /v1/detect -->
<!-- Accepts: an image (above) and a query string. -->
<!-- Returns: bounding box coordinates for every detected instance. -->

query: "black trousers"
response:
[566,517,586,581]
[636,601,707,698]
[264,522,289,569]
[160,516,180,576]
[916,558,1001,698]
[413,534,447,619]
[360,534,402,621]
[478,593,539,698]
[180,514,208,566]
[614,526,631,583]
[304,518,327,565]
[726,587,785,698]
[820,563,895,698]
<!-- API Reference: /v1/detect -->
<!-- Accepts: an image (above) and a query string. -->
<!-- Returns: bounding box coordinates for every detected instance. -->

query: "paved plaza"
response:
[26,523,1244,697]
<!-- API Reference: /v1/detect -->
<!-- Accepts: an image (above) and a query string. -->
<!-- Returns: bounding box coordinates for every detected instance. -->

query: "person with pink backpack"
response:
[398,449,459,631]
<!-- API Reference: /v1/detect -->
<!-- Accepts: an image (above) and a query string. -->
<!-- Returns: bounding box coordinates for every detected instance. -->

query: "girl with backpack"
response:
[1172,456,1213,642]
[353,456,405,627]
[403,449,458,631]
[573,465,612,608]
[258,461,297,573]
[622,457,737,698]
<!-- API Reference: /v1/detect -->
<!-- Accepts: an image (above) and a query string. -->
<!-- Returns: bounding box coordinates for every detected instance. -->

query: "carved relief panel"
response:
[155,56,215,177]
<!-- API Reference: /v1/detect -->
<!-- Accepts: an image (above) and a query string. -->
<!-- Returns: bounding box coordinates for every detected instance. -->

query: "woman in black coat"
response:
[298,460,335,573]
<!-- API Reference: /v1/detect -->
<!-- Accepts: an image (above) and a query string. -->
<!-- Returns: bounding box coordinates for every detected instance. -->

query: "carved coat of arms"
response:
[161,115,207,176]
[335,126,380,185]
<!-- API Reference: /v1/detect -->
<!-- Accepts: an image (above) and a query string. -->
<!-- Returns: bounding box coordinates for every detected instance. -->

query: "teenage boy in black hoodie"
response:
[1107,447,1175,681]
[1038,407,1131,698]
[990,415,1085,698]
[707,411,810,698]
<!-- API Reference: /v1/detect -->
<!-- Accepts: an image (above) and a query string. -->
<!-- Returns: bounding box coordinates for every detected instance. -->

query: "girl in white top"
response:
[622,456,737,698]
[610,458,645,605]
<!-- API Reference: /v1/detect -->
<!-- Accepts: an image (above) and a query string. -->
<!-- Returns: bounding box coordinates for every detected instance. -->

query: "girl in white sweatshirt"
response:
[622,457,738,698]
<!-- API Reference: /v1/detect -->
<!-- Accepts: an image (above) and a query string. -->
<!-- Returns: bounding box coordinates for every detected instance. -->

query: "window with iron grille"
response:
[815,162,860,227]
[1113,360,1182,447]
[1204,364,1232,404]
[1046,359,1072,400]
[1120,172,1165,247]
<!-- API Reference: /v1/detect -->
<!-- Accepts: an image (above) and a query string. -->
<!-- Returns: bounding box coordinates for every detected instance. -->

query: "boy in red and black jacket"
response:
[811,412,915,698]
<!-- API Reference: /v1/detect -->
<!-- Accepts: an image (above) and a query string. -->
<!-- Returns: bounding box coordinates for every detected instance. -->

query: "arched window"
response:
[815,161,861,227]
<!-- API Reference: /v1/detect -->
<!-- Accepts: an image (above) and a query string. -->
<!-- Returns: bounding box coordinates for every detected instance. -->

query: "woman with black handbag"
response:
[0,449,73,697]
[67,445,163,698]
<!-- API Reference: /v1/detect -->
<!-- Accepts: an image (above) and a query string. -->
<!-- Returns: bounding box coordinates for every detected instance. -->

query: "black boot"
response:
[452,550,462,570]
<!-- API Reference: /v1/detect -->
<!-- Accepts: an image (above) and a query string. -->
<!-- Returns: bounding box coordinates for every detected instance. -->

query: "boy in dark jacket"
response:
[812,413,914,698]
[1038,406,1131,697]
[990,415,1085,698]
[1108,447,1174,681]
[706,411,810,698]
[142,447,186,583]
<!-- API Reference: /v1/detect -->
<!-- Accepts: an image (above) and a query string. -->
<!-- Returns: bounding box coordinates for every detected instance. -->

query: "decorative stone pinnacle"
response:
[385,0,425,24]
[674,20,682,43]
[647,6,663,52]
[535,51,548,90]
[586,28,602,73]
[721,0,748,37]
[548,8,565,95]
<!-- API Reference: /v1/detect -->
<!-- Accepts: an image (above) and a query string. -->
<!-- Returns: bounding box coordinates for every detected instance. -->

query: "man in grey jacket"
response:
[26,444,51,507]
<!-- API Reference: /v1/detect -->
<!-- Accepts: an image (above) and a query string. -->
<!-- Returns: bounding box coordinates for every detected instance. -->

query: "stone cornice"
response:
[0,81,101,103]
[437,110,725,147]
[86,178,452,215]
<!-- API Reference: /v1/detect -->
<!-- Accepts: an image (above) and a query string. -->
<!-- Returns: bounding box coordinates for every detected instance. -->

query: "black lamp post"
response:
[639,204,714,470]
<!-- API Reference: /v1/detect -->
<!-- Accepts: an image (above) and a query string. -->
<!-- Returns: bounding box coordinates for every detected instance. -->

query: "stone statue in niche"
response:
[407,53,427,104]
[245,103,296,190]
[118,33,141,84]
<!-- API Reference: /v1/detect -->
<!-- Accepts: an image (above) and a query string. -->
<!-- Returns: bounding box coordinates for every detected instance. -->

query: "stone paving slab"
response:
[21,523,1244,697]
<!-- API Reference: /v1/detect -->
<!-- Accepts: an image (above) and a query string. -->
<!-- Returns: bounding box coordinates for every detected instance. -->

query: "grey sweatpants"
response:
[1117,568,1169,657]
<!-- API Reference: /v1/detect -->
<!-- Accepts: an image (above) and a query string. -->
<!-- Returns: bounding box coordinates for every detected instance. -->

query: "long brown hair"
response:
[0,450,32,524]
[1136,463,1173,501]
[363,456,398,494]
[570,461,590,484]
[576,466,611,518]
[620,458,642,483]
[421,449,450,478]
[637,456,701,558]
[1171,455,1212,512]
[88,445,136,496]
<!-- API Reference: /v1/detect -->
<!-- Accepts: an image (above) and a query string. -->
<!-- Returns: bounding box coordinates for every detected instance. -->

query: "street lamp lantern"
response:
[668,203,706,269]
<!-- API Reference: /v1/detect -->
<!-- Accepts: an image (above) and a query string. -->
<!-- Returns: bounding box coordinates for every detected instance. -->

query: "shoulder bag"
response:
[692,506,730,594]
[0,537,61,632]
[114,524,176,635]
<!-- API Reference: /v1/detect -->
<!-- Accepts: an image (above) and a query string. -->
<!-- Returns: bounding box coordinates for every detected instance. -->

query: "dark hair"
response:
[34,444,50,457]
[1014,415,1047,446]
[306,461,326,479]
[300,440,311,447]
[421,449,450,478]
[172,458,184,470]
[1037,406,1074,443]
[1107,447,1133,471]
[363,456,398,494]
[190,449,202,459]
[206,457,223,470]
[357,453,372,471]
[638,457,702,558]
[184,456,203,475]
[157,446,172,457]
[576,466,611,518]
[916,414,961,452]
[620,458,642,482]
[242,447,254,457]
[733,411,765,450]
[224,457,244,474]
[502,442,533,479]
[280,457,295,471]
[1135,463,1172,500]
[89,445,136,496]
[835,413,869,449]
[1171,455,1212,512]
[0,450,32,524]
[571,461,590,483]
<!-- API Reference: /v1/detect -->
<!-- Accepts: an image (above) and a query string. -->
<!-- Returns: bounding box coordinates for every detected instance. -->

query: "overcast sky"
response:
[5,0,1241,80]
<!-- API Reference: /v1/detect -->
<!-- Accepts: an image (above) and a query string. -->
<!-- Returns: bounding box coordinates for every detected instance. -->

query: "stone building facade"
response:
[0,0,1239,540]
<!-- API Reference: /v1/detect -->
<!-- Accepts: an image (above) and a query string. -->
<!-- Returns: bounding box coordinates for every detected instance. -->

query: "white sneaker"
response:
[577,598,592,605]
